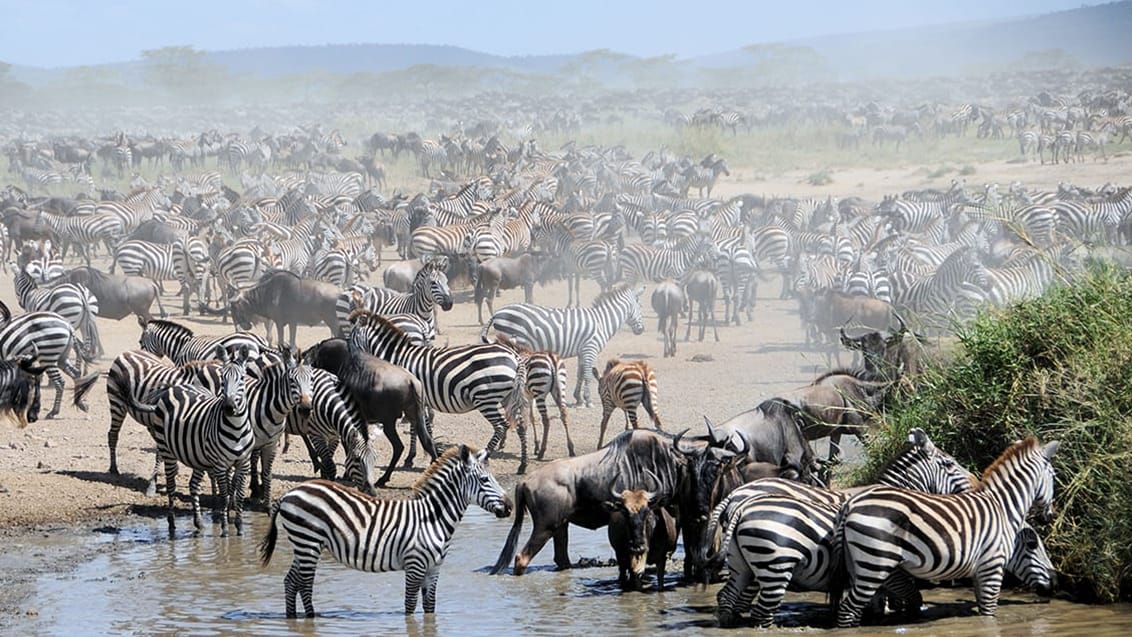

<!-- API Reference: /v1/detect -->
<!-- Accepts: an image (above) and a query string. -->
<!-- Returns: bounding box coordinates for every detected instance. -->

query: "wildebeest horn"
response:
[729,433,749,457]
[672,428,695,454]
[891,310,909,340]
[704,415,727,447]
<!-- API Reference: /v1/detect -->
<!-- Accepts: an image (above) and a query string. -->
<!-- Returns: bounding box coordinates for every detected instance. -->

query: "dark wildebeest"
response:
[64,267,167,328]
[473,252,550,324]
[490,429,744,584]
[799,288,904,366]
[302,334,436,487]
[710,400,821,487]
[683,268,721,342]
[773,370,893,483]
[839,312,933,389]
[604,481,679,591]
[383,259,425,293]
[229,270,340,347]
[651,279,684,358]
[0,354,48,427]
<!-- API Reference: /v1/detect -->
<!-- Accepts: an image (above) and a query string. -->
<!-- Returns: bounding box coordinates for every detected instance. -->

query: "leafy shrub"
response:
[854,263,1132,602]
[806,169,833,186]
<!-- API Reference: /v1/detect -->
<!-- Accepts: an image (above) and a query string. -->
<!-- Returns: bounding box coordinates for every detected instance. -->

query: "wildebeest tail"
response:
[259,499,281,567]
[409,380,437,460]
[489,484,526,575]
[73,371,103,408]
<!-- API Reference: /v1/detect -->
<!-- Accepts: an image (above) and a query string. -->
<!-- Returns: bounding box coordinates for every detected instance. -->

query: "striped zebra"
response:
[593,358,662,448]
[130,346,254,537]
[350,312,528,471]
[215,239,274,295]
[100,350,224,495]
[334,259,452,339]
[111,237,209,314]
[34,210,123,266]
[0,305,92,418]
[284,366,379,494]
[894,246,986,331]
[138,318,266,365]
[832,436,1059,626]
[258,445,511,617]
[617,233,717,284]
[14,265,102,359]
[488,334,573,459]
[244,347,314,505]
[482,284,645,407]
[982,253,1057,307]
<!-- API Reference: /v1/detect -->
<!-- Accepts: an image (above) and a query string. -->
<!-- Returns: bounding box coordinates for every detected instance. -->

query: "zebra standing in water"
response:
[0,303,93,418]
[129,346,255,537]
[832,436,1060,627]
[244,347,315,506]
[334,259,453,339]
[350,313,528,471]
[482,284,646,408]
[259,445,512,617]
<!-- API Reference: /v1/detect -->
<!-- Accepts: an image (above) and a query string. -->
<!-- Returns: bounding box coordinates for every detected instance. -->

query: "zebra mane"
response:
[145,319,194,339]
[348,310,413,345]
[411,445,475,493]
[591,284,636,307]
[487,332,533,355]
[979,436,1040,485]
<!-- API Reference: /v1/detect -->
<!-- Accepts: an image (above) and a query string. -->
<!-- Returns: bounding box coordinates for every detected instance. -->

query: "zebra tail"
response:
[702,497,745,587]
[489,484,526,575]
[827,505,850,616]
[258,500,281,567]
[478,314,496,344]
[642,374,662,430]
[73,371,103,408]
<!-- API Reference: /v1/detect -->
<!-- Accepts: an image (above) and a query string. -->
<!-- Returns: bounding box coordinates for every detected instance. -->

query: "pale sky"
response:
[0,0,1104,68]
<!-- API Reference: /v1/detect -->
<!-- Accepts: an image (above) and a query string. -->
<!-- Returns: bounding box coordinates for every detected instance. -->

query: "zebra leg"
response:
[257,440,279,506]
[715,559,755,628]
[972,563,1006,616]
[404,416,418,467]
[188,469,207,533]
[284,555,317,618]
[44,367,65,419]
[422,566,441,614]
[163,458,179,537]
[229,456,250,536]
[249,449,262,501]
[107,399,128,475]
[536,398,552,460]
[837,557,897,628]
[403,561,427,614]
[749,572,793,628]
[147,452,162,497]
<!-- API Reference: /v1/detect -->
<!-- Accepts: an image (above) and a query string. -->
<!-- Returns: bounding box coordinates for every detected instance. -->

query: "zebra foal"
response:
[259,445,511,617]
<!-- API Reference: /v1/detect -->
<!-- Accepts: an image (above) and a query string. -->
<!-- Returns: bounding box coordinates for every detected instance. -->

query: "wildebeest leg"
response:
[684,303,694,341]
[376,417,404,487]
[289,322,298,349]
[552,525,572,570]
[596,402,614,449]
[153,293,168,320]
[514,525,558,575]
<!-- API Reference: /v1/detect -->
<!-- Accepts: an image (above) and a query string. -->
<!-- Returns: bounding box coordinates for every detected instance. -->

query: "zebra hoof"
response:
[45,410,59,420]
[516,463,527,475]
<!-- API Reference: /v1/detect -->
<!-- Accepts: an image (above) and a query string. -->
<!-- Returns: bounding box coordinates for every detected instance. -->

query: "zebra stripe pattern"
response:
[335,260,452,339]
[245,348,314,505]
[832,436,1059,626]
[258,445,511,617]
[483,285,645,407]
[0,308,90,418]
[14,266,102,358]
[594,358,663,448]
[139,318,266,365]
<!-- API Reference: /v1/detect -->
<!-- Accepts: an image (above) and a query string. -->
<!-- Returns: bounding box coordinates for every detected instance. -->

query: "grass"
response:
[854,263,1132,603]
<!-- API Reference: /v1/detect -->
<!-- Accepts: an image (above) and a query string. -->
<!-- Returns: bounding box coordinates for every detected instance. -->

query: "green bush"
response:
[854,263,1132,602]
[806,169,833,186]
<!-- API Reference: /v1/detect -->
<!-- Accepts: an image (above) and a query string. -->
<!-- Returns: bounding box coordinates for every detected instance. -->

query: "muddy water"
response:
[13,509,1132,636]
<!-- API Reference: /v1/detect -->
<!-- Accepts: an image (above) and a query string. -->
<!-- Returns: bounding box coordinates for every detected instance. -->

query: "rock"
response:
[44,439,55,448]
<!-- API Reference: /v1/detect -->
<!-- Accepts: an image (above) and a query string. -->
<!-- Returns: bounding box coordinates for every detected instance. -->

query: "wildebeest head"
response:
[228,292,255,332]
[603,480,661,590]
[0,355,48,427]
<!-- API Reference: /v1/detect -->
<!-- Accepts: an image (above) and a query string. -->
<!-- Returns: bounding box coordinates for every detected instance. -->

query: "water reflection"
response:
[10,508,1132,637]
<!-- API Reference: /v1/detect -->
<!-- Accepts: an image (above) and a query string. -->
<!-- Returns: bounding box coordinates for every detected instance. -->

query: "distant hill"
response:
[8,1,1132,86]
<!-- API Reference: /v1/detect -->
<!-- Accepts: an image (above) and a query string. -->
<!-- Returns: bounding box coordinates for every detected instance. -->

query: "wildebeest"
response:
[490,428,742,583]
[683,268,721,342]
[799,288,904,364]
[64,266,167,328]
[651,279,684,357]
[604,482,679,591]
[839,314,933,389]
[383,259,425,292]
[710,400,820,486]
[473,252,550,324]
[302,334,435,486]
[229,270,340,347]
[0,354,48,427]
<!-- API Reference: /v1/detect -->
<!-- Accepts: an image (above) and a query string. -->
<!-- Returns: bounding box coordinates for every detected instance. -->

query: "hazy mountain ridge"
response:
[7,1,1131,84]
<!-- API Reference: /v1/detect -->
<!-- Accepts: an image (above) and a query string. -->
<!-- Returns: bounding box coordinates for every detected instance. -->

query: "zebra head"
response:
[422,261,453,311]
[280,346,314,415]
[1030,439,1060,524]
[217,345,251,415]
[459,446,511,518]
[885,428,975,494]
[1006,524,1057,595]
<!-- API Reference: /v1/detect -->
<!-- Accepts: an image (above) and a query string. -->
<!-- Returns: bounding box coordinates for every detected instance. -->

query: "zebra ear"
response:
[215,345,229,363]
[459,444,471,463]
[1042,440,1060,459]
[907,428,932,450]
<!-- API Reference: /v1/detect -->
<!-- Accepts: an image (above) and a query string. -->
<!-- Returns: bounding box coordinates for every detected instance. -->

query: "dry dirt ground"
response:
[0,152,1127,616]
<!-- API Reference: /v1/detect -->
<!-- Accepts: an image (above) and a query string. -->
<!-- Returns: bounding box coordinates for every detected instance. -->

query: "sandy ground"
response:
[0,151,1128,617]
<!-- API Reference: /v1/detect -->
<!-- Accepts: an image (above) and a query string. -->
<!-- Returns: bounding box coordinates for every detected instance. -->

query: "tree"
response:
[140,45,231,102]
[741,43,832,86]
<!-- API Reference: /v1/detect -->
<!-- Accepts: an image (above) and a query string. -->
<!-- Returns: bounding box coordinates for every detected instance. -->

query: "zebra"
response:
[482,284,645,407]
[350,312,528,471]
[244,347,315,506]
[138,318,266,365]
[832,436,1059,626]
[258,444,511,617]
[617,233,717,284]
[982,253,1057,307]
[129,346,255,537]
[14,265,102,360]
[334,259,453,339]
[100,350,224,495]
[893,246,986,331]
[488,334,574,459]
[112,237,209,314]
[33,210,123,266]
[284,366,380,494]
[0,306,93,418]
[593,358,662,448]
